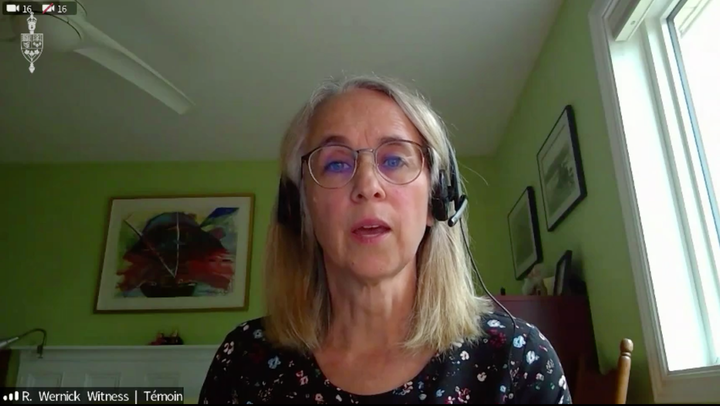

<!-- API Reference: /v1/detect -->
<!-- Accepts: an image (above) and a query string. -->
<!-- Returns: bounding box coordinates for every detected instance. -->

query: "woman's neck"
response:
[323,261,418,354]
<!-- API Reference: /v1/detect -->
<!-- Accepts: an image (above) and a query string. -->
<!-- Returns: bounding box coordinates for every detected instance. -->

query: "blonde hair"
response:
[263,74,493,354]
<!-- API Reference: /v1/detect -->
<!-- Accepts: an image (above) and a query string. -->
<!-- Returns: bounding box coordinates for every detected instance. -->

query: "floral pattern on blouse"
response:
[199,312,572,404]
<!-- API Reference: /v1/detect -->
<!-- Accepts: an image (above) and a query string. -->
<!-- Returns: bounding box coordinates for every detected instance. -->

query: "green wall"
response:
[485,0,651,402]
[0,162,278,347]
[0,161,280,391]
[456,156,507,293]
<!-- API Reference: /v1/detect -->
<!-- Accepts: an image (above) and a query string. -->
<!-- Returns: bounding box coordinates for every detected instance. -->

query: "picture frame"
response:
[507,187,543,280]
[537,105,587,231]
[553,250,573,296]
[94,194,255,313]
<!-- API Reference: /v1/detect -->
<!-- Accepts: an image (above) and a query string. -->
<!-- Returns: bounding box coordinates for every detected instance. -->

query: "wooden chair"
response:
[572,338,634,404]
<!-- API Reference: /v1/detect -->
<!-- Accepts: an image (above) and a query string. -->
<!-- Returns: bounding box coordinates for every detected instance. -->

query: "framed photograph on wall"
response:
[537,105,587,231]
[553,250,573,296]
[95,194,255,313]
[507,187,543,280]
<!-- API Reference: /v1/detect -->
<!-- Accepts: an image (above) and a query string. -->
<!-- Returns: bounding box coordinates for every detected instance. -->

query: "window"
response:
[590,0,720,403]
[668,0,720,367]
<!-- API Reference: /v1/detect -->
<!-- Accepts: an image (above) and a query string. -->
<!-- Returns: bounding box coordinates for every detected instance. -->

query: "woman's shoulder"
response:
[199,316,289,404]
[222,316,269,344]
[476,310,549,345]
[213,316,282,362]
[454,310,570,403]
[471,310,564,369]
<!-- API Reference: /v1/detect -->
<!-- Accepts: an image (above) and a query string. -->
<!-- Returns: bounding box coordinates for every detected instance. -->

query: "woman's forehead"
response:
[312,134,415,148]
[306,89,424,148]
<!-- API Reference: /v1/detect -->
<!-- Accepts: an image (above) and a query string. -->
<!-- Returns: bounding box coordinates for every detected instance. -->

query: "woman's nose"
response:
[352,153,386,201]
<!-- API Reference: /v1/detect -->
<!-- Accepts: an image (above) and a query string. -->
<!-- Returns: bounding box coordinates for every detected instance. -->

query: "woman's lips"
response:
[351,218,391,232]
[353,225,391,237]
[350,219,391,244]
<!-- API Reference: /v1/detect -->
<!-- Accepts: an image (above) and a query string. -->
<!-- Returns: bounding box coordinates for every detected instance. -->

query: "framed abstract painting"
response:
[95,194,255,313]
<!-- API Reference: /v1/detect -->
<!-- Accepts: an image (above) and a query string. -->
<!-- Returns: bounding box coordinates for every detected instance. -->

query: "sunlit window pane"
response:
[672,0,720,364]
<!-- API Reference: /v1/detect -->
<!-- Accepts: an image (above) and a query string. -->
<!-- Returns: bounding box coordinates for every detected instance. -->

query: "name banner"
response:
[1,387,184,404]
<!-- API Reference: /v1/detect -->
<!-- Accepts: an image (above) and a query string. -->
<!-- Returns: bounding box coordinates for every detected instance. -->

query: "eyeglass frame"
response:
[300,139,431,189]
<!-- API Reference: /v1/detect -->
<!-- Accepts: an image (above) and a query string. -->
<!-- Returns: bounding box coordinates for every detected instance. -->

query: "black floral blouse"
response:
[199,312,572,404]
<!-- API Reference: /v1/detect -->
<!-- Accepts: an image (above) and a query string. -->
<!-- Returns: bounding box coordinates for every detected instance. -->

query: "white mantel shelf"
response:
[13,345,218,351]
[13,344,220,400]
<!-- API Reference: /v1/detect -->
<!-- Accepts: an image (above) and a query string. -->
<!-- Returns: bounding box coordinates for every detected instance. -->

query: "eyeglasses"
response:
[302,140,428,189]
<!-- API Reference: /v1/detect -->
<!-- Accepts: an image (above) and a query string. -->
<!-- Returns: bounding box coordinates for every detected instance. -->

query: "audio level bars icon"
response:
[3,390,20,401]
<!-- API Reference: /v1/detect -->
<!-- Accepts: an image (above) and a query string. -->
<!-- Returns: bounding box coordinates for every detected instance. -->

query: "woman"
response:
[199,75,571,404]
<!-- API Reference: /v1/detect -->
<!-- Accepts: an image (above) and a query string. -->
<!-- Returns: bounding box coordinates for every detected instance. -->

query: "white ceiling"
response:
[0,0,562,163]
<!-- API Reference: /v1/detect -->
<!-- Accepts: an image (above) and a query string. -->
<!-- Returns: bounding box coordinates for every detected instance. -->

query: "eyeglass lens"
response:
[308,141,424,188]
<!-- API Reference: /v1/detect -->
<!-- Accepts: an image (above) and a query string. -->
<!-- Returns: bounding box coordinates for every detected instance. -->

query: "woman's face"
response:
[304,88,433,282]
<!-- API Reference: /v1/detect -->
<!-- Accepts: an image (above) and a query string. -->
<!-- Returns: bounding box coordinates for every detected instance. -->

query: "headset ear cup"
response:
[432,170,449,221]
[277,178,302,235]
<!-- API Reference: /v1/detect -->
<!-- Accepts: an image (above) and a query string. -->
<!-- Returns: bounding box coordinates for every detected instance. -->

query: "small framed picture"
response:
[507,187,543,280]
[553,250,573,296]
[537,105,587,231]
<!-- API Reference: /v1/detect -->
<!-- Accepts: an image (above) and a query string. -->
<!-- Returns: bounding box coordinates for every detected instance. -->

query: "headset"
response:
[275,141,519,386]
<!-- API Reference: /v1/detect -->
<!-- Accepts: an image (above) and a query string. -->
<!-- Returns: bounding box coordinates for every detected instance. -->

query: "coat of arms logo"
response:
[20,12,43,73]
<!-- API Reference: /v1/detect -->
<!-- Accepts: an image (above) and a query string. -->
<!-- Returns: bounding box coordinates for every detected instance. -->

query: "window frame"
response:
[589,0,720,403]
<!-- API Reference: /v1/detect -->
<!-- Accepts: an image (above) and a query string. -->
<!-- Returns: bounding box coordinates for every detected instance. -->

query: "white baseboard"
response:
[13,345,218,401]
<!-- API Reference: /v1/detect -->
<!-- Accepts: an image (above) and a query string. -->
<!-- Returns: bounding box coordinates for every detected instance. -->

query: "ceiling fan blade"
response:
[71,19,194,115]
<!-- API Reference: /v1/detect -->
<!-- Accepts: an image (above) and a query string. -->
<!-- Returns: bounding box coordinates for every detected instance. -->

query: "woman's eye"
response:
[383,157,405,168]
[325,161,351,172]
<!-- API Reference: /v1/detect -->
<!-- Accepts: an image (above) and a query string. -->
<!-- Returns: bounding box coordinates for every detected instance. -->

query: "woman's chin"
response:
[346,259,407,282]
[351,268,394,281]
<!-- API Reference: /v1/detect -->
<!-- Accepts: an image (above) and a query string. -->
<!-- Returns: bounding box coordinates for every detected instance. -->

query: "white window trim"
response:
[589,0,720,403]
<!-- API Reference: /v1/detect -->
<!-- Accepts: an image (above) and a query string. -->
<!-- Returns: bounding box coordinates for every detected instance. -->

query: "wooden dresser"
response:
[495,295,598,396]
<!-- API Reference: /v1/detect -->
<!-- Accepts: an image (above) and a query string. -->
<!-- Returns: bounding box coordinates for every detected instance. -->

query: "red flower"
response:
[489,332,507,348]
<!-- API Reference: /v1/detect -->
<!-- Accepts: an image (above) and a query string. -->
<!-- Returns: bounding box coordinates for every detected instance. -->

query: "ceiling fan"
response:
[0,0,194,115]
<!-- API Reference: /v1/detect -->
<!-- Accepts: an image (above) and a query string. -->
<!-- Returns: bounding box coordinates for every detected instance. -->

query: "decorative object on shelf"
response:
[0,328,47,358]
[507,186,543,280]
[536,105,587,232]
[554,249,588,297]
[95,194,255,313]
[553,250,573,296]
[522,263,549,295]
[149,330,184,345]
[543,276,556,294]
